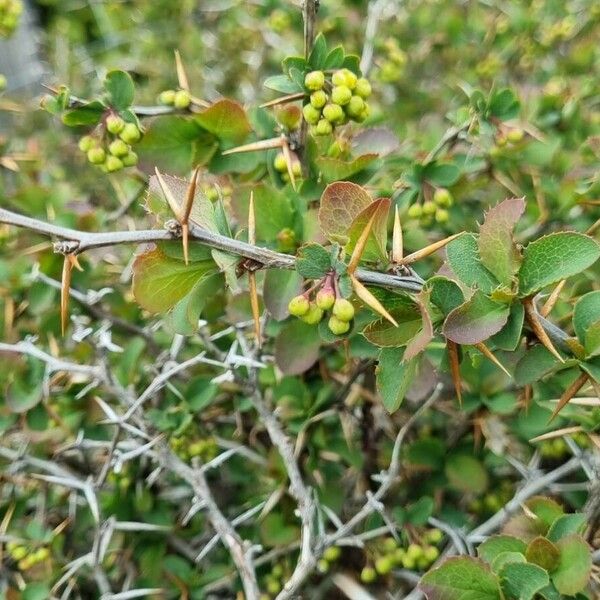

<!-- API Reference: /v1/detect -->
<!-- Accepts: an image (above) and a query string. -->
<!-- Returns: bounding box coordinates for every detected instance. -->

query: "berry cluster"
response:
[0,0,22,38]
[273,151,302,183]
[260,562,289,599]
[360,531,443,584]
[491,126,525,152]
[158,88,192,109]
[469,480,513,515]
[169,434,218,463]
[377,38,407,84]
[302,68,372,136]
[6,541,50,572]
[288,275,355,335]
[78,114,141,172]
[407,188,453,228]
[540,432,589,460]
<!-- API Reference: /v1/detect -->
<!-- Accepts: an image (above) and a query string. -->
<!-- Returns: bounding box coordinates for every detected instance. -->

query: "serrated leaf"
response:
[362,297,421,347]
[445,454,489,494]
[420,557,503,600]
[551,535,592,596]
[375,347,417,413]
[573,290,600,347]
[478,197,525,286]
[518,233,600,297]
[319,182,373,244]
[195,99,252,143]
[446,233,500,294]
[547,514,586,543]
[443,291,510,345]
[500,562,549,600]
[526,537,560,571]
[478,536,527,565]
[263,269,303,321]
[513,345,575,386]
[274,319,321,375]
[345,197,390,263]
[104,69,135,109]
[427,276,464,317]
[315,154,378,182]
[295,243,332,279]
[526,497,565,531]
[62,100,105,126]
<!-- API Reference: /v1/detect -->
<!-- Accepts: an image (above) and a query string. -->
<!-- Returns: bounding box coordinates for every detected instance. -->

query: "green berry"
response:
[507,127,524,143]
[332,298,355,322]
[328,316,350,335]
[106,114,125,135]
[355,78,372,98]
[393,548,406,564]
[406,544,424,560]
[18,558,32,571]
[108,139,129,157]
[316,558,330,573]
[422,200,436,215]
[402,555,416,570]
[323,546,341,562]
[105,155,124,172]
[159,89,176,105]
[10,546,27,561]
[288,295,310,317]
[361,566,377,583]
[304,70,325,91]
[407,204,423,219]
[426,528,443,544]
[435,208,449,223]
[174,89,191,109]
[423,546,439,562]
[375,555,394,575]
[310,90,327,109]
[315,119,333,136]
[266,579,281,594]
[331,85,352,106]
[382,537,398,552]
[332,68,357,89]
[302,103,321,125]
[346,95,365,118]
[433,188,452,207]
[291,161,302,177]
[322,103,344,124]
[33,547,49,562]
[316,288,335,310]
[87,147,106,164]
[274,152,287,172]
[78,135,95,152]
[496,134,507,147]
[272,564,284,578]
[122,151,138,167]
[301,304,324,325]
[119,123,141,144]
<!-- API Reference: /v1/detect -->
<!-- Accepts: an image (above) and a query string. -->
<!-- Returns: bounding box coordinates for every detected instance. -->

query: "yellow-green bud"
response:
[426,528,443,544]
[331,85,352,106]
[435,208,449,223]
[316,288,335,310]
[355,78,372,98]
[302,103,321,125]
[423,546,439,562]
[304,70,325,91]
[323,103,344,123]
[310,90,328,109]
[10,546,27,561]
[315,119,333,136]
[433,188,452,207]
[328,316,350,335]
[78,135,95,152]
[105,155,124,172]
[87,147,106,164]
[119,123,141,144]
[174,89,191,109]
[109,139,129,157]
[122,151,138,167]
[288,295,310,317]
[274,152,287,172]
[301,304,324,325]
[406,543,424,560]
[106,114,125,134]
[323,546,341,562]
[332,298,355,322]
[407,204,423,219]
[422,200,436,215]
[346,95,365,118]
[360,566,377,583]
[159,89,176,105]
[375,555,394,575]
[507,127,524,143]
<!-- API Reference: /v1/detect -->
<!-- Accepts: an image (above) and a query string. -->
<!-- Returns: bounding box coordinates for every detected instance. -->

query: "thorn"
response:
[400,232,463,265]
[447,340,462,406]
[549,372,589,422]
[392,205,403,263]
[174,50,189,92]
[181,166,201,265]
[61,255,74,336]
[221,137,285,156]
[248,192,261,348]
[348,211,378,275]
[540,279,565,317]
[474,342,511,377]
[281,138,297,191]
[260,92,307,108]
[523,297,564,363]
[350,275,398,327]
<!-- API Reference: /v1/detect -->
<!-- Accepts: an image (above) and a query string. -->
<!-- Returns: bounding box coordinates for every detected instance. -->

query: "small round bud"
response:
[332,298,355,322]
[402,555,416,570]
[435,208,449,223]
[331,85,352,106]
[323,103,344,124]
[288,295,310,317]
[328,316,350,335]
[422,200,436,215]
[304,70,325,91]
[10,546,27,561]
[119,122,141,144]
[87,147,106,164]
[433,188,452,207]
[78,135,95,152]
[122,151,138,167]
[315,119,333,136]
[302,103,321,125]
[105,155,124,172]
[33,547,49,562]
[316,288,335,310]
[332,68,357,89]
[426,528,443,544]
[406,543,424,560]
[355,77,372,98]
[346,95,365,118]
[375,555,394,575]
[382,537,398,552]
[18,558,32,571]
[407,203,423,219]
[274,152,287,172]
[360,566,377,583]
[266,579,281,595]
[174,89,191,109]
[159,89,176,105]
[108,139,129,157]
[310,90,327,109]
[507,127,524,143]
[317,558,330,573]
[423,546,439,562]
[323,546,341,562]
[301,304,324,325]
[106,114,125,134]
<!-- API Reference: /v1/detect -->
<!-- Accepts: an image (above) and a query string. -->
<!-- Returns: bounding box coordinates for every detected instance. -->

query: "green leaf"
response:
[573,290,600,346]
[514,345,575,385]
[420,557,503,600]
[445,454,489,494]
[375,347,418,413]
[295,243,332,279]
[518,233,600,297]
[342,54,361,74]
[478,536,527,565]
[446,233,500,294]
[526,497,565,531]
[274,319,321,375]
[443,291,510,345]
[319,182,373,244]
[424,162,461,186]
[308,33,328,68]
[547,513,587,543]
[500,562,550,600]
[404,291,434,361]
[362,292,422,347]
[426,276,464,317]
[132,245,216,313]
[6,378,43,414]
[345,197,390,263]
[478,197,525,286]
[491,302,524,351]
[323,45,345,69]
[263,269,303,321]
[104,69,135,109]
[195,99,252,143]
[491,551,526,574]
[264,74,303,94]
[22,583,52,600]
[525,537,560,571]
[551,534,592,596]
[584,321,600,357]
[62,100,105,126]
[488,88,520,121]
[282,56,306,76]
[315,154,379,182]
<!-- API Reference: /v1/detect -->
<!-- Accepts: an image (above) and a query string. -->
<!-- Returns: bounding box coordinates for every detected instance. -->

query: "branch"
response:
[0,207,423,293]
